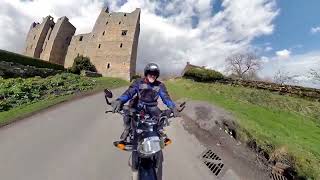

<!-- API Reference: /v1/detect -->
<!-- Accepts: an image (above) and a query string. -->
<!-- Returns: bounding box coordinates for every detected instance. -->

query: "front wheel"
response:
[138,158,157,180]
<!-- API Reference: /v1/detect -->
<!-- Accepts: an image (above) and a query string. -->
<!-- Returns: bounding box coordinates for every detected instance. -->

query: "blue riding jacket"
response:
[117,78,176,109]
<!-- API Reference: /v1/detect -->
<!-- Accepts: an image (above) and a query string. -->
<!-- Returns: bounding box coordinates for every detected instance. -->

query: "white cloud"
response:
[311,26,320,34]
[261,56,270,63]
[261,51,320,88]
[276,49,291,59]
[0,0,279,76]
[265,46,273,52]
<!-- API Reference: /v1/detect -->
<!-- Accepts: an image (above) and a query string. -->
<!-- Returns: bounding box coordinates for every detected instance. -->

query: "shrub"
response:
[0,61,61,78]
[0,49,64,70]
[131,74,141,81]
[70,55,97,74]
[0,73,96,112]
[183,67,224,82]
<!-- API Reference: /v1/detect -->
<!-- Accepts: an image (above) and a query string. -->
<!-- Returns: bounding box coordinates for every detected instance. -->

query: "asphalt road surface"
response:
[0,87,270,180]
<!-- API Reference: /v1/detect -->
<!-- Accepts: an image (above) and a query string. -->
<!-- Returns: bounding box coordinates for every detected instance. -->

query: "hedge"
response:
[183,67,224,82]
[0,49,64,70]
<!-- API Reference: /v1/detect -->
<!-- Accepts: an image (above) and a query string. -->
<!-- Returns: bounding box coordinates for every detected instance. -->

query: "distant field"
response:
[0,74,129,125]
[166,78,320,179]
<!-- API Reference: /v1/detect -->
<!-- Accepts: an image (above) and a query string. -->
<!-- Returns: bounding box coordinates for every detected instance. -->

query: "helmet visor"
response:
[146,70,159,77]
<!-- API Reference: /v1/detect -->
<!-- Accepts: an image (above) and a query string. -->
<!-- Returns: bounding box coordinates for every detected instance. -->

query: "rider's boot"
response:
[119,115,132,144]
[119,126,132,145]
[159,130,170,142]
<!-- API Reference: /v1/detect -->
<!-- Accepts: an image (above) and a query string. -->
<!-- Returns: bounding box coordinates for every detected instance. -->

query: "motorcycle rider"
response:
[111,63,180,142]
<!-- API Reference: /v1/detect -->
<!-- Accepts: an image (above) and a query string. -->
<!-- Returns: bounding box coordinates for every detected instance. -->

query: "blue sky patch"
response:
[253,0,320,56]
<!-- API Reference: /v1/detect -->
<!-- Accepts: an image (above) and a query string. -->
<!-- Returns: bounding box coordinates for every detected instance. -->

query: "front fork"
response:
[131,151,163,180]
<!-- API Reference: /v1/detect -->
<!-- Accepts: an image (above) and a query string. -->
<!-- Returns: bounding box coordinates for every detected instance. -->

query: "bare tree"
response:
[309,68,320,82]
[225,53,262,80]
[273,69,300,85]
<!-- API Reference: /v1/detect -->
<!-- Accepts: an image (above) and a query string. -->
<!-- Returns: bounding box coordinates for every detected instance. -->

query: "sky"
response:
[0,0,319,88]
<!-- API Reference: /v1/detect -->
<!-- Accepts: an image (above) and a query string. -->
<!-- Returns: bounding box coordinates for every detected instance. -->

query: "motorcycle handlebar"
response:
[104,88,186,117]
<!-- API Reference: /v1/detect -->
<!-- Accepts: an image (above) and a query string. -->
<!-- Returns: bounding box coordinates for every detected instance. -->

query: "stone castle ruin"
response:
[24,7,140,80]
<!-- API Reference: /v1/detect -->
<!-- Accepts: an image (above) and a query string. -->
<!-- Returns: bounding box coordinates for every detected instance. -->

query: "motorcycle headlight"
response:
[138,136,161,156]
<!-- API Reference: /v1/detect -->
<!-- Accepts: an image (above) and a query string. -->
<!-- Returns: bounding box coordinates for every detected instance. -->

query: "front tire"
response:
[138,158,157,180]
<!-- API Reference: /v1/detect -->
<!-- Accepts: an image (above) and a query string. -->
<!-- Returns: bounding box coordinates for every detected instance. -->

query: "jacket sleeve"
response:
[159,83,176,109]
[117,80,139,104]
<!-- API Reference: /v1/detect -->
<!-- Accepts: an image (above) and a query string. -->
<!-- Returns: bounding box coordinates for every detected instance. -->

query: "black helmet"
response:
[144,63,160,78]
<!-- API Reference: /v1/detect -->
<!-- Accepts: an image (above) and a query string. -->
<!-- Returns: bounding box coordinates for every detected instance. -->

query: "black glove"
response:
[172,107,180,117]
[111,100,122,113]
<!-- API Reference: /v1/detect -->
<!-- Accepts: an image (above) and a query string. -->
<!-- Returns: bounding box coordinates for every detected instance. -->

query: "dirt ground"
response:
[180,100,276,180]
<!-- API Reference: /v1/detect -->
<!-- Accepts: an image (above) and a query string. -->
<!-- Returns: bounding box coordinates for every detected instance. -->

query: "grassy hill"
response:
[167,78,320,179]
[0,49,64,70]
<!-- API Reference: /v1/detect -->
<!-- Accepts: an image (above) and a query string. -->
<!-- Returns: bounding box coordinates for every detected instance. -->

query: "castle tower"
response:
[65,8,141,80]
[24,16,55,58]
[40,17,76,65]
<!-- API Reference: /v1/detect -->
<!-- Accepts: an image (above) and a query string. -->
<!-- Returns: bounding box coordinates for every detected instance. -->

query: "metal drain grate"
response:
[201,149,224,176]
[271,172,287,180]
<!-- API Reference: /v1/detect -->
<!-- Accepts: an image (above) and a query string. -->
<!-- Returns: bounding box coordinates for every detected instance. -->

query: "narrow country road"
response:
[0,87,270,180]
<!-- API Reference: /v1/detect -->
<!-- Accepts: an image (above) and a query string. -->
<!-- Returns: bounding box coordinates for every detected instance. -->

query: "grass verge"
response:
[166,78,320,179]
[0,76,128,126]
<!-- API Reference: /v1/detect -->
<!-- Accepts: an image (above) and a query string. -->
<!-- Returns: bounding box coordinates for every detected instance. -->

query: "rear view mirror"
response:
[104,89,113,98]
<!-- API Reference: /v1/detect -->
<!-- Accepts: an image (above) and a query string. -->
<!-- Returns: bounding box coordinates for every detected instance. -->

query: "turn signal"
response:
[165,139,172,146]
[117,143,126,150]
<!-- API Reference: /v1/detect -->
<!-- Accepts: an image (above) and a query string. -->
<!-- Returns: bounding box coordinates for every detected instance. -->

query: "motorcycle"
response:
[104,89,185,180]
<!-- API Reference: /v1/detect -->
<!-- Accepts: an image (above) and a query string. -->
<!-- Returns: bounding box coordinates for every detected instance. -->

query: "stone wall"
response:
[24,7,140,81]
[217,78,320,101]
[40,16,75,66]
[65,8,141,80]
[24,16,55,58]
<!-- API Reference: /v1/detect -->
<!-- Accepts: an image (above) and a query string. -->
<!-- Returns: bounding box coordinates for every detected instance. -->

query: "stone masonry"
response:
[24,7,141,81]
[24,16,75,66]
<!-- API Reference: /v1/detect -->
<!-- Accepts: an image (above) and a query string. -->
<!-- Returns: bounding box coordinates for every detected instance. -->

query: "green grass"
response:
[0,76,128,126]
[166,78,320,179]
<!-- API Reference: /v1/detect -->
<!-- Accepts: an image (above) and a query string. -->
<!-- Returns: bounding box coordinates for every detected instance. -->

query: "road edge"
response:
[0,86,124,128]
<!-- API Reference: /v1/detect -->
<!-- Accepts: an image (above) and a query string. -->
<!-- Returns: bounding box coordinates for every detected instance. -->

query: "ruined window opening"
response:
[121,30,127,36]
[120,43,123,48]
[47,28,53,40]
[102,31,105,36]
[119,21,121,25]
[98,44,101,48]
[77,53,79,56]
[79,36,83,41]
[107,63,110,69]
[33,35,36,40]
[106,21,108,25]
[124,13,127,16]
